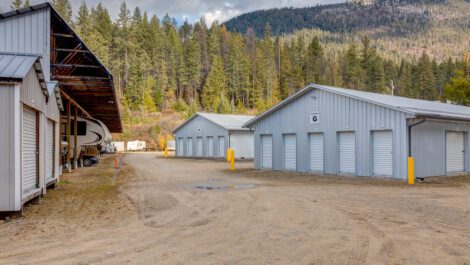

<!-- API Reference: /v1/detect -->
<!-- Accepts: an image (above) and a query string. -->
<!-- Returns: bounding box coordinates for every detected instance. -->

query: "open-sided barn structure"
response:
[173,113,255,159]
[0,3,121,216]
[244,84,470,179]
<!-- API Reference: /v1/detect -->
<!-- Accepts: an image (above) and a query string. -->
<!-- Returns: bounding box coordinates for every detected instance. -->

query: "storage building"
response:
[173,112,255,159]
[244,84,470,179]
[0,4,122,216]
[0,53,63,214]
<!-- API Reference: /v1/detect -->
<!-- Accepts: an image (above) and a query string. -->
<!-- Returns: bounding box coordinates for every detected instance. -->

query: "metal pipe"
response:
[408,118,426,156]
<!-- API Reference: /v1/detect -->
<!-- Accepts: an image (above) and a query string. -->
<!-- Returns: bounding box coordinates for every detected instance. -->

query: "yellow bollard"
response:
[226,148,231,162]
[230,149,235,171]
[408,157,415,185]
[164,147,168,158]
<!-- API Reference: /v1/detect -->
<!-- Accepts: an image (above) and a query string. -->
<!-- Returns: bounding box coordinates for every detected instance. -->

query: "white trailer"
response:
[127,140,147,151]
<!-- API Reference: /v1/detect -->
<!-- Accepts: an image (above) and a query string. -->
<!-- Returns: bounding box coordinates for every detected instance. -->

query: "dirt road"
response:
[0,152,469,265]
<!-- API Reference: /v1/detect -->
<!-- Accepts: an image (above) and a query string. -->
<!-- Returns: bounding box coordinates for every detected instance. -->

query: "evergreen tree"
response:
[23,0,30,8]
[305,36,324,84]
[343,43,362,89]
[11,0,23,10]
[52,0,73,24]
[443,70,470,106]
[415,52,437,100]
[201,55,228,112]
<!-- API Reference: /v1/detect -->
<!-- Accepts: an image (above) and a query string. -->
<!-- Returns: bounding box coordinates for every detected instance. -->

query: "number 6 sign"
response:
[310,112,320,124]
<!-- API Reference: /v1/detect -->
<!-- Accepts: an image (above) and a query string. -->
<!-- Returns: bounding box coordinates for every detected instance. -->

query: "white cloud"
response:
[0,0,345,24]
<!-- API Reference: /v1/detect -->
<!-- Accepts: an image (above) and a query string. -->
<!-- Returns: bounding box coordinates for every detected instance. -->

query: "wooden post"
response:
[73,106,78,169]
[66,100,71,173]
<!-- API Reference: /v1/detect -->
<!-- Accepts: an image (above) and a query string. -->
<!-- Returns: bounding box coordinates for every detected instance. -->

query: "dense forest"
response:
[7,0,470,146]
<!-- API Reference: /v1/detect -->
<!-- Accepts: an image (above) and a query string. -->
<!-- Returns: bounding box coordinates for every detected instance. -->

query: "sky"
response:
[1,0,344,24]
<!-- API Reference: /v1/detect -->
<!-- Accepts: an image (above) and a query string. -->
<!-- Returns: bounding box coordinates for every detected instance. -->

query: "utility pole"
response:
[390,80,395,96]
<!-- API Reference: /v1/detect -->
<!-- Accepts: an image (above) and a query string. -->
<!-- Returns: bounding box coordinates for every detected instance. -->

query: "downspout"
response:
[408,117,426,157]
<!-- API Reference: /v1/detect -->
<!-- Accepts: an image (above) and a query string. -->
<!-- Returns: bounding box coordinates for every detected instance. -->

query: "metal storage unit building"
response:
[244,84,470,179]
[173,112,255,159]
[0,53,63,214]
[0,4,122,217]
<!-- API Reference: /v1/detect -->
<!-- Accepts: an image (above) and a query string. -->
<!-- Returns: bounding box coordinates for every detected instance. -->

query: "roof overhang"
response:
[0,3,123,133]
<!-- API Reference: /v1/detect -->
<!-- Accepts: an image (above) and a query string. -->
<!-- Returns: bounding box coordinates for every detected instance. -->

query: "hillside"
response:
[224,0,470,60]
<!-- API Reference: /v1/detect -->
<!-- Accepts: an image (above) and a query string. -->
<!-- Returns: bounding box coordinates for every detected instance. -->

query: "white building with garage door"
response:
[173,112,255,159]
[0,53,63,215]
[243,83,470,179]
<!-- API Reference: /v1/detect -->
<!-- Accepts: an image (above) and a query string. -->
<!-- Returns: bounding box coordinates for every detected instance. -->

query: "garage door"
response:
[46,119,55,181]
[22,106,38,194]
[446,132,465,174]
[261,135,272,169]
[197,137,203,156]
[187,138,193,156]
[207,137,214,157]
[178,138,184,156]
[338,132,356,174]
[284,134,296,171]
[372,130,393,177]
[309,133,324,172]
[230,133,254,159]
[218,136,225,157]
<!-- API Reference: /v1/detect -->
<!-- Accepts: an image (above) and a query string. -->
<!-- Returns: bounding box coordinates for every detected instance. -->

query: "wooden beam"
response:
[60,90,93,118]
[52,33,74,38]
[73,106,78,168]
[53,75,110,81]
[66,100,71,173]
[52,48,91,54]
[52,64,101,69]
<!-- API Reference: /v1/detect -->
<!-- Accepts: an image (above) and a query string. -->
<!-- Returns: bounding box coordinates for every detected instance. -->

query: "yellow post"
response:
[164,147,168,158]
[230,149,235,171]
[226,148,231,162]
[408,157,415,185]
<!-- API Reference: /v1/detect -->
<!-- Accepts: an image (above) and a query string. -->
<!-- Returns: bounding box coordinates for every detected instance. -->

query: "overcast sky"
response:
[1,0,344,24]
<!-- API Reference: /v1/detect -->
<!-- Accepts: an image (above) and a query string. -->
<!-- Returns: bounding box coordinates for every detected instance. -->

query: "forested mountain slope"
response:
[225,0,470,60]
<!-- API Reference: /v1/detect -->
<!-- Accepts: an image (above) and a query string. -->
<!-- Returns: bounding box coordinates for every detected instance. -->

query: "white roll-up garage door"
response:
[197,137,203,156]
[261,135,272,169]
[338,132,356,174]
[218,136,225,157]
[207,137,214,157]
[372,130,393,177]
[309,133,324,172]
[46,119,55,181]
[188,138,193,156]
[22,106,38,194]
[284,134,296,171]
[446,132,465,174]
[178,138,184,156]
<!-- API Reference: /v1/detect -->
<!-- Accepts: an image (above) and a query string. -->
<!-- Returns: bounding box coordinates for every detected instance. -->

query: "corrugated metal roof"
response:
[244,83,470,127]
[0,53,40,80]
[173,112,255,133]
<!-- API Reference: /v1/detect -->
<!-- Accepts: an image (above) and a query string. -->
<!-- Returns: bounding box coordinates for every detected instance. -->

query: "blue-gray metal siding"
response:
[411,120,470,178]
[174,116,229,158]
[0,8,51,81]
[251,88,411,179]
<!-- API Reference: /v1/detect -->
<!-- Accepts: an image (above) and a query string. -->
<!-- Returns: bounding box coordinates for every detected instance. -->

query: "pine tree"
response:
[305,36,324,84]
[202,55,228,112]
[415,52,437,100]
[443,70,470,106]
[343,43,362,89]
[23,0,30,8]
[52,0,73,24]
[11,0,23,10]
